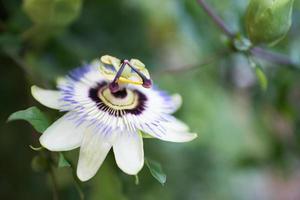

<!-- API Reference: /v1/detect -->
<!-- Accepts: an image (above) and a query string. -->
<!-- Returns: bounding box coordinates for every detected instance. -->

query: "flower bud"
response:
[246,0,294,45]
[23,0,82,27]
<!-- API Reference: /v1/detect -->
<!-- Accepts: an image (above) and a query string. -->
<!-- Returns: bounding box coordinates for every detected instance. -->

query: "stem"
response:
[196,0,234,37]
[157,49,228,75]
[3,49,33,77]
[62,153,85,200]
[250,47,298,67]
[49,166,59,200]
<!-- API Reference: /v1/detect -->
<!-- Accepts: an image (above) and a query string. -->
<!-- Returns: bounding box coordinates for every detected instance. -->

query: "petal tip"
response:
[31,85,39,97]
[170,93,182,113]
[39,134,57,151]
[76,168,93,182]
[31,85,61,109]
[39,134,54,151]
[118,159,144,175]
[188,133,198,141]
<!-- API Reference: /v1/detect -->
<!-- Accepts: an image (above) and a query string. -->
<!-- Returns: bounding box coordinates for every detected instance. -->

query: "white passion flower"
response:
[31,55,197,181]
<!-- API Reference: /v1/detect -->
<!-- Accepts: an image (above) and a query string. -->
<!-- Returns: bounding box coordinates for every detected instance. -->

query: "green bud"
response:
[246,0,294,46]
[23,0,82,27]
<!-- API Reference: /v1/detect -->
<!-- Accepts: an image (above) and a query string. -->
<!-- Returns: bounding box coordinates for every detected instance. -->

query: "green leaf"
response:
[7,106,50,133]
[255,67,268,91]
[134,175,140,185]
[248,57,268,91]
[58,153,71,168]
[145,158,166,185]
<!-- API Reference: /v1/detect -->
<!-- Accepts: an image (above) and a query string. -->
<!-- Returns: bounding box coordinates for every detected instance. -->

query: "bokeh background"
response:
[1,0,300,199]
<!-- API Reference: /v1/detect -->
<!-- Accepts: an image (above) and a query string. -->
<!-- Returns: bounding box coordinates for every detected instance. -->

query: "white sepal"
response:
[31,85,61,110]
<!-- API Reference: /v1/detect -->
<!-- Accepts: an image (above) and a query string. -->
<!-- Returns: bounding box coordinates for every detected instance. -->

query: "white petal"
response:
[31,85,61,109]
[168,94,182,114]
[113,132,144,175]
[77,131,112,181]
[39,113,85,151]
[140,116,197,143]
[156,130,197,143]
[164,116,189,132]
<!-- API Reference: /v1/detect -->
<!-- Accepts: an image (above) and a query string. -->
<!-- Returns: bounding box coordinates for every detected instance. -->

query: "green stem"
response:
[49,166,59,200]
[250,47,298,68]
[157,49,228,75]
[196,0,234,37]
[62,153,85,200]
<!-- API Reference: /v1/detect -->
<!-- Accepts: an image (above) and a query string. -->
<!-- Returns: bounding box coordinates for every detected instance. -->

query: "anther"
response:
[142,79,152,88]
[108,59,153,93]
[126,61,153,88]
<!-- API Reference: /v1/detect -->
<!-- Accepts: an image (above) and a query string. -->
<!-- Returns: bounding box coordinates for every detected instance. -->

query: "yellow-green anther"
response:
[99,55,152,87]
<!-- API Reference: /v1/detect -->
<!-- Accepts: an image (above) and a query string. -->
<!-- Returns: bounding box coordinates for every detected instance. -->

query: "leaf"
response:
[7,106,50,133]
[58,153,71,168]
[255,67,268,91]
[134,175,140,185]
[145,158,167,185]
[248,57,268,91]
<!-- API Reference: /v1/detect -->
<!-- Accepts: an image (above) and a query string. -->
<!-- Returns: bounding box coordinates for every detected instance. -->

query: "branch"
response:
[49,166,59,200]
[62,153,85,200]
[250,47,298,67]
[157,49,228,75]
[196,0,234,37]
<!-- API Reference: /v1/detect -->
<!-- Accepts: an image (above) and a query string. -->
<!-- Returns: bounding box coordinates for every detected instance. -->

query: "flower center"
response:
[98,86,138,110]
[88,82,148,116]
[111,89,127,98]
[108,59,153,93]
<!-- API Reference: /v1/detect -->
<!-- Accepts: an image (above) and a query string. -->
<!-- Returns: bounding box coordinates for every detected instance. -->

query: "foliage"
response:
[145,158,167,185]
[7,106,50,133]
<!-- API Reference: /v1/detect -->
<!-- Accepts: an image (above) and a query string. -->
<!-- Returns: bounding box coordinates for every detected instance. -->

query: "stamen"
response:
[124,60,153,88]
[109,61,127,93]
[109,59,153,93]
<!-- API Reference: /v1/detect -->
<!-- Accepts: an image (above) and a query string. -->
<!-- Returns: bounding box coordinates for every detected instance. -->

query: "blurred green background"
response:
[1,0,300,199]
